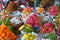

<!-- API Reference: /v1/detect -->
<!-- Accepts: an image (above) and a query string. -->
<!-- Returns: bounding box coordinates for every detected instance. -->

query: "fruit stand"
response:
[0,0,60,40]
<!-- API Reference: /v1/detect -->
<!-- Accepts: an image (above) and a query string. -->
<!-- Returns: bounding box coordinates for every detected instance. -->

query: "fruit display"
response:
[37,8,44,14]
[0,0,60,40]
[49,5,58,16]
[6,1,17,13]
[21,7,33,21]
[22,6,32,14]
[26,14,41,27]
[19,24,34,33]
[0,23,18,40]
[40,23,54,33]
[21,32,38,40]
[0,17,20,35]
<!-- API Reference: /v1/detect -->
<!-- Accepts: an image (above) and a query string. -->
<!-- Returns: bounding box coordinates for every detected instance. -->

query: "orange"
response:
[0,24,17,40]
[2,33,5,37]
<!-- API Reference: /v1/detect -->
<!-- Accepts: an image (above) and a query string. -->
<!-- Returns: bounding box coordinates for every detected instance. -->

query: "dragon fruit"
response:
[40,23,54,33]
[43,23,53,27]
[49,6,58,16]
[26,14,41,27]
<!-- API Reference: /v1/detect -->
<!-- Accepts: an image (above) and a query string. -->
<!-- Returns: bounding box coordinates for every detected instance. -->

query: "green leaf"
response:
[44,32,57,40]
[8,26,20,35]
[0,20,2,25]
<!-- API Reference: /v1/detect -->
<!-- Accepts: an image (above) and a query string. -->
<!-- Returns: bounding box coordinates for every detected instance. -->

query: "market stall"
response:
[0,0,60,40]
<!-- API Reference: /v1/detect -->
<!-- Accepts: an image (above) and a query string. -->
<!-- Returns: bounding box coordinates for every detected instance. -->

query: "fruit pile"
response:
[22,6,32,14]
[19,24,34,33]
[26,14,41,27]
[21,33,38,40]
[6,1,17,12]
[40,23,54,33]
[37,8,44,14]
[0,24,18,40]
[21,7,33,20]
[49,6,58,16]
[0,1,60,40]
